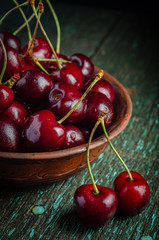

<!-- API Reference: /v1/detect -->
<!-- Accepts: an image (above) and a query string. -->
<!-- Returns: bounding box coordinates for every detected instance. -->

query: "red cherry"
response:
[0,32,21,51]
[70,53,94,80]
[86,92,114,130]
[50,62,84,90]
[83,79,115,103]
[20,58,36,72]
[47,52,69,70]
[48,82,86,124]
[22,110,66,152]
[74,184,118,228]
[0,45,22,79]
[15,70,54,107]
[2,100,29,128]
[0,116,21,152]
[114,171,150,216]
[21,37,52,68]
[61,124,85,149]
[0,84,14,114]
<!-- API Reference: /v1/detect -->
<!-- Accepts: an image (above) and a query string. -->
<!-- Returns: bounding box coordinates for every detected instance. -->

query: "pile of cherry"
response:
[0,32,114,153]
[0,1,150,229]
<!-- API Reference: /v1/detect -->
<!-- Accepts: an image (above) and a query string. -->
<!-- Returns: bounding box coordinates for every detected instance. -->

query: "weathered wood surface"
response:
[0,1,159,239]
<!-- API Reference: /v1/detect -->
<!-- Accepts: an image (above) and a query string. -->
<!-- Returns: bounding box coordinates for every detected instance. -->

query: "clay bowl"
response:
[0,67,132,187]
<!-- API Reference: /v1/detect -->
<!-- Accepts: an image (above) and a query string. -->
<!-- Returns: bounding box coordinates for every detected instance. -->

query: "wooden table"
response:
[0,1,159,239]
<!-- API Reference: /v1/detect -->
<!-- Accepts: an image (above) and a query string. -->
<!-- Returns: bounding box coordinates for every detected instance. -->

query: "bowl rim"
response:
[0,67,132,160]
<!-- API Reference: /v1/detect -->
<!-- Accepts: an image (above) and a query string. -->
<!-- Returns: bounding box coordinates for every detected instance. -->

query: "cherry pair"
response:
[74,112,150,228]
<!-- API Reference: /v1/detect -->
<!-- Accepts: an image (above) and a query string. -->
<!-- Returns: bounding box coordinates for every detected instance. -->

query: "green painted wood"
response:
[0,1,159,240]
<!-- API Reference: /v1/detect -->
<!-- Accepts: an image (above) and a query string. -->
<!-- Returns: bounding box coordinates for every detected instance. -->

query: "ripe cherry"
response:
[47,52,69,70]
[83,79,115,103]
[50,62,84,90]
[2,100,29,128]
[114,171,150,216]
[0,32,21,51]
[0,45,22,79]
[0,116,21,152]
[86,92,114,130]
[22,110,66,152]
[70,53,94,80]
[15,70,54,107]
[48,82,86,124]
[21,37,52,68]
[0,84,14,114]
[61,124,85,149]
[74,184,118,228]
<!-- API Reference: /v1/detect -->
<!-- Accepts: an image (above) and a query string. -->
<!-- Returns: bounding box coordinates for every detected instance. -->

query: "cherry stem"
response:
[0,1,28,25]
[37,58,70,63]
[13,1,41,36]
[0,39,7,84]
[4,73,20,88]
[58,69,104,124]
[31,5,62,69]
[12,0,32,40]
[100,119,134,181]
[87,119,103,195]
[46,0,61,54]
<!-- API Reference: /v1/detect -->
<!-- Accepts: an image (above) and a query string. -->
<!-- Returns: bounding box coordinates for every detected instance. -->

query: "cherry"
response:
[0,84,14,114]
[61,124,85,149]
[74,184,118,228]
[2,100,29,128]
[15,69,54,107]
[0,45,22,80]
[21,37,52,68]
[47,52,69,70]
[20,58,36,72]
[70,53,94,80]
[85,92,114,130]
[50,62,84,90]
[22,110,66,152]
[0,116,21,152]
[83,79,115,103]
[47,82,86,124]
[0,32,21,51]
[114,171,150,216]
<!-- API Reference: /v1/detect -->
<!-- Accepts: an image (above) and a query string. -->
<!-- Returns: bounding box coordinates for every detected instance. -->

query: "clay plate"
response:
[0,67,132,187]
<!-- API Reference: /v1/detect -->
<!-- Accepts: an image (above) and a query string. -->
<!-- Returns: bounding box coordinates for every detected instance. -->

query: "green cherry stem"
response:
[31,5,62,69]
[13,1,41,36]
[0,1,28,25]
[12,0,32,40]
[100,119,134,181]
[0,39,7,83]
[58,70,104,124]
[46,0,61,54]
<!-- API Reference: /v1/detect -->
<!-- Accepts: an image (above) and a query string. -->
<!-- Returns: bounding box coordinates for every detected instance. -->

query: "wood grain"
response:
[0,2,158,240]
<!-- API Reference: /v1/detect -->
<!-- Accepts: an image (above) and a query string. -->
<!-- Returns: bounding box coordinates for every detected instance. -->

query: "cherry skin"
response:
[61,124,85,149]
[0,84,14,114]
[114,171,150,216]
[0,45,22,80]
[15,70,54,107]
[2,100,29,128]
[47,52,69,70]
[0,32,21,51]
[47,82,86,124]
[83,79,115,103]
[20,58,36,72]
[74,184,118,228]
[0,116,21,152]
[70,53,94,80]
[85,92,114,130]
[21,37,52,68]
[22,110,66,152]
[50,62,84,90]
